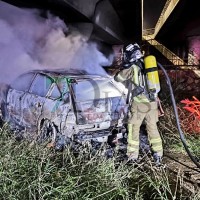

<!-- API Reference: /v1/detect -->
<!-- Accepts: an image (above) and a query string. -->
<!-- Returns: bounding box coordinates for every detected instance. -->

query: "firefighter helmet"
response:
[123,43,143,68]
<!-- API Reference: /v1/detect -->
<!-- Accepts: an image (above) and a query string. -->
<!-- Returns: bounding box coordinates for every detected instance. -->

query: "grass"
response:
[157,101,200,160]
[169,135,200,159]
[158,75,200,161]
[0,123,199,200]
[1,73,200,199]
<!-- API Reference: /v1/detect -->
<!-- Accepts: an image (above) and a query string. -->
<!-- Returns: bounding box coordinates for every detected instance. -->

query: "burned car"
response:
[0,70,128,148]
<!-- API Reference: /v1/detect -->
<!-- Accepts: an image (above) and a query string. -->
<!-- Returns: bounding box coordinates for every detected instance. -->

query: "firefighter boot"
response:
[123,153,139,165]
[153,153,162,166]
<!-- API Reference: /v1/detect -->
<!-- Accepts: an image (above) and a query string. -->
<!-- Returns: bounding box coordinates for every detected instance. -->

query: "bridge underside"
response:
[2,0,142,45]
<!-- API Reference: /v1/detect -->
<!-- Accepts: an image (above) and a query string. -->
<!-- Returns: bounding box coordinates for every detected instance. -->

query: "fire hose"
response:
[157,62,200,169]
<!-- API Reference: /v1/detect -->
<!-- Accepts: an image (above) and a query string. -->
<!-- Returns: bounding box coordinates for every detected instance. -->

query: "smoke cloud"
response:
[0,1,114,84]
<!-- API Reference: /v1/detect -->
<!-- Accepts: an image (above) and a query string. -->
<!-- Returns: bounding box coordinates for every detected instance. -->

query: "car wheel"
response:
[0,84,10,122]
[37,119,57,144]
[0,102,9,122]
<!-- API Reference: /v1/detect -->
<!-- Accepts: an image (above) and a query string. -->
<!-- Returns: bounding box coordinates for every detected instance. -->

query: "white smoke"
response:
[0,1,114,84]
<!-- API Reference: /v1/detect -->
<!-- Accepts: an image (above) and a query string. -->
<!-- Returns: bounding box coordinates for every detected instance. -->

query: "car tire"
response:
[0,84,10,122]
[37,119,56,144]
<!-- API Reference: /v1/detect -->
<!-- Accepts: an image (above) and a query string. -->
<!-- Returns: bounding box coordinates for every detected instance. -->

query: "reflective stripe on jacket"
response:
[114,64,149,103]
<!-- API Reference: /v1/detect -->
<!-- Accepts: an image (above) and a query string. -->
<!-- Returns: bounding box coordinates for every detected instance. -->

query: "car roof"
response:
[27,69,110,81]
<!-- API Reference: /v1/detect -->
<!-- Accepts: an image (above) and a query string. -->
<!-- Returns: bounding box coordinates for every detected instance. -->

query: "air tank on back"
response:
[144,55,160,99]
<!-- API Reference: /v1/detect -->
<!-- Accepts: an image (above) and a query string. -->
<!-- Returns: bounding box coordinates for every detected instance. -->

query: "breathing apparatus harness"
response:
[123,43,160,102]
[123,43,200,168]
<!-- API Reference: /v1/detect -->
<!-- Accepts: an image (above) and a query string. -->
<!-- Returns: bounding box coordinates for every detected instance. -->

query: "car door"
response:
[72,79,112,125]
[20,73,52,128]
[6,89,26,126]
[6,72,35,126]
[41,77,71,126]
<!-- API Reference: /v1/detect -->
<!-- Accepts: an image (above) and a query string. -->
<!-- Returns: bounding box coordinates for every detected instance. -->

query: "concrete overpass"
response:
[1,0,143,45]
[143,0,200,68]
[3,0,199,71]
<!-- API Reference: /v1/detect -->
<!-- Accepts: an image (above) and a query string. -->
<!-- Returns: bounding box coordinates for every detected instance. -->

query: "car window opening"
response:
[29,74,52,97]
[73,80,122,102]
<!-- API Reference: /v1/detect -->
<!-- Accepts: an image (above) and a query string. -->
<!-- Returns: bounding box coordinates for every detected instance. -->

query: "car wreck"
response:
[0,70,128,149]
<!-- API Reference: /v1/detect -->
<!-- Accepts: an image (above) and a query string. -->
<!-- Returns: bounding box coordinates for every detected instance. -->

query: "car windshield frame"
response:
[72,78,123,102]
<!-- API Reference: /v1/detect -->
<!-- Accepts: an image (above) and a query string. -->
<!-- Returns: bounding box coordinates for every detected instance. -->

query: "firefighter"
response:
[114,43,163,165]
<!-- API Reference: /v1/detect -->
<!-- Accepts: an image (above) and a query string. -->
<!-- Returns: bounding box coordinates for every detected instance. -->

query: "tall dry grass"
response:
[0,123,199,200]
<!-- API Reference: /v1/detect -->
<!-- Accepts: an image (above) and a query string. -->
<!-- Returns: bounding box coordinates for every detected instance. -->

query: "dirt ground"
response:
[163,151,200,195]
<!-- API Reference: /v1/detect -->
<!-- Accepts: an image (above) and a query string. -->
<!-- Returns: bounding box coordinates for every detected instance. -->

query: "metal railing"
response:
[142,28,155,36]
[142,35,200,76]
[143,34,185,65]
[142,0,200,76]
[153,0,180,38]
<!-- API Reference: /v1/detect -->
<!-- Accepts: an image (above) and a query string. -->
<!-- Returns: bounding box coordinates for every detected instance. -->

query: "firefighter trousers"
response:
[127,101,163,159]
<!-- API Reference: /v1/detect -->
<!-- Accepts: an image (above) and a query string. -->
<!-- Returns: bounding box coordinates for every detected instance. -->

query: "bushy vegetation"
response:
[0,124,199,200]
[158,72,200,159]
[0,70,200,200]
[157,100,200,161]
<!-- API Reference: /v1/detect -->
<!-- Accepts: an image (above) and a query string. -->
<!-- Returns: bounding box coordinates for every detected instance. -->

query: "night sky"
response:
[143,0,167,29]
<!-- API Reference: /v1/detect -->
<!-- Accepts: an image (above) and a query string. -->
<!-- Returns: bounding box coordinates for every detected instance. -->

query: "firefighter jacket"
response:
[114,64,151,103]
[114,64,163,158]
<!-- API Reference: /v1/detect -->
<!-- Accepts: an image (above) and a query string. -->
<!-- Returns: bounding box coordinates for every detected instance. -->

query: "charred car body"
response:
[0,70,128,148]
